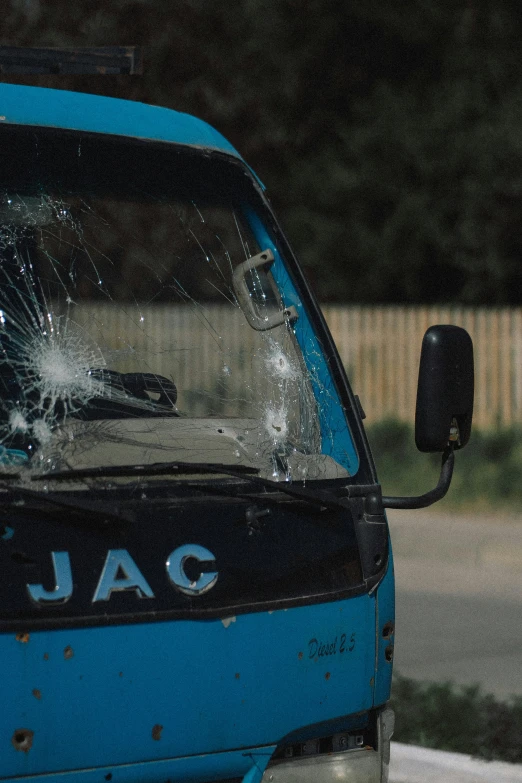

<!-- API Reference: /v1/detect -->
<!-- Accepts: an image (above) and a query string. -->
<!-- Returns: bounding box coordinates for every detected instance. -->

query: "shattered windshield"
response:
[0,127,358,482]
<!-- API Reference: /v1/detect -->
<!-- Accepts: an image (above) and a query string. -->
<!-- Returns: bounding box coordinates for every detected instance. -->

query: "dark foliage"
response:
[2,1,522,303]
[392,674,522,762]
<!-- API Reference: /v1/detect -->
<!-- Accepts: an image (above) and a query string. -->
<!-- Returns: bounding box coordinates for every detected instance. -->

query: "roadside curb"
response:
[390,742,522,782]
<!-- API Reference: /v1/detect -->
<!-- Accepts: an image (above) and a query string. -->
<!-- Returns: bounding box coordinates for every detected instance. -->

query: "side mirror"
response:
[379,325,474,510]
[415,325,474,452]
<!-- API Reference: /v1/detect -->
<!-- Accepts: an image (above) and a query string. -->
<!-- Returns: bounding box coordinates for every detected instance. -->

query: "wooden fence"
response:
[72,302,522,430]
[323,306,522,429]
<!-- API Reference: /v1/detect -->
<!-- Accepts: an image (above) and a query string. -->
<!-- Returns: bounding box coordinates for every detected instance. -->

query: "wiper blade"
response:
[35,461,344,511]
[34,460,260,481]
[0,485,131,527]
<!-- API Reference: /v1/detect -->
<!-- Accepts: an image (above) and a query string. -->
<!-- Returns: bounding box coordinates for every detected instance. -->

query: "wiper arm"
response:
[0,485,131,527]
[182,479,345,513]
[34,461,345,511]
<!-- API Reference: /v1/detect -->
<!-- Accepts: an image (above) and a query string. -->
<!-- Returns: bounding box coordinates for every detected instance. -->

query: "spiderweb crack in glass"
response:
[0,131,351,483]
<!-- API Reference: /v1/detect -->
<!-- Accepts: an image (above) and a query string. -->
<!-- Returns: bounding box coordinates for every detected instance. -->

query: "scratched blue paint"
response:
[0,83,242,159]
[243,206,360,475]
[0,596,375,780]
[373,531,395,707]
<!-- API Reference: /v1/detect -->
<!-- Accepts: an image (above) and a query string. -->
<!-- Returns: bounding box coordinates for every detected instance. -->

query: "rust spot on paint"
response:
[152,724,163,741]
[15,632,29,644]
[235,672,240,680]
[298,651,303,660]
[43,652,49,661]
[32,689,41,700]
[64,645,74,660]
[12,728,34,753]
[325,672,331,680]
[385,644,394,663]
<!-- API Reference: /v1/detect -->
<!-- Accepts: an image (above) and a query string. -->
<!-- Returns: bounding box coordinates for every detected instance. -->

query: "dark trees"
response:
[2,0,522,303]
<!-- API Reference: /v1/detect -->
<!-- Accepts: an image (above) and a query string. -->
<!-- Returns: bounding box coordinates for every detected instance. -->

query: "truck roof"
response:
[0,82,243,159]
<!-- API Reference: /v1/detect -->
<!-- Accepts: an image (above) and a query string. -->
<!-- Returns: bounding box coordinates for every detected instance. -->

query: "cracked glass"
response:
[0,127,358,483]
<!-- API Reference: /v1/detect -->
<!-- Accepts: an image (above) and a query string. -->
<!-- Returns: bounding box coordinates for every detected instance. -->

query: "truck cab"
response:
[0,75,472,783]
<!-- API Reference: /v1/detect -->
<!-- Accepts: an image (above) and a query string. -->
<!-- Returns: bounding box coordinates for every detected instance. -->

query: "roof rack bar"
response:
[0,46,143,75]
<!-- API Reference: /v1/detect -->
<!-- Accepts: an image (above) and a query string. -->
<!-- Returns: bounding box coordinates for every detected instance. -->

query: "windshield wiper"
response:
[34,461,260,481]
[0,484,132,527]
[33,461,345,511]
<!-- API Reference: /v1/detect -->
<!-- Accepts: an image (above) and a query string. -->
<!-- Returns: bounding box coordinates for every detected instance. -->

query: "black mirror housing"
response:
[415,325,474,452]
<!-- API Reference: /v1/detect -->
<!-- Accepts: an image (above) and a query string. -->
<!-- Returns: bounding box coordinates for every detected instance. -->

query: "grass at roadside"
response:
[366,419,522,511]
[391,674,522,763]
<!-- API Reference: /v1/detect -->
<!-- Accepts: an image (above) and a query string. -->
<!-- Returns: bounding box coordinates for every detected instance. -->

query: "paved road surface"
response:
[388,510,522,699]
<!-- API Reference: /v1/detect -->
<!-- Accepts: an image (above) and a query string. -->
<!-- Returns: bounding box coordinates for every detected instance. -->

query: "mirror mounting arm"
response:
[381,446,455,510]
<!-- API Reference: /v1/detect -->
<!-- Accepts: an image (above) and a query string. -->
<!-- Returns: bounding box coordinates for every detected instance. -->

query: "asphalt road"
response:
[388,510,522,699]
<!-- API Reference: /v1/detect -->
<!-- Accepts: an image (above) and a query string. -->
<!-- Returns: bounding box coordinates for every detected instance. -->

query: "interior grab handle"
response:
[232,249,298,331]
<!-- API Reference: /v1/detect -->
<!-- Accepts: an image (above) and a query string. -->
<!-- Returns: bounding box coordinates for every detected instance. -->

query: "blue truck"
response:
[0,47,473,783]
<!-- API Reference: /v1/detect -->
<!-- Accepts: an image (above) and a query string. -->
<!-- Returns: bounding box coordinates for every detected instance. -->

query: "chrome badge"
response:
[26,545,218,605]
